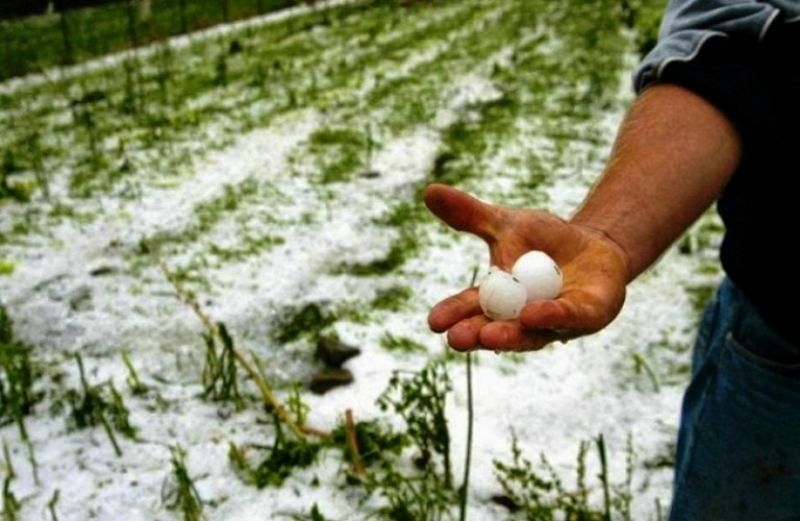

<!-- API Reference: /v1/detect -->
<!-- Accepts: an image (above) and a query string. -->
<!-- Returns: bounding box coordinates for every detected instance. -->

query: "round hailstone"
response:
[478,269,527,320]
[511,251,562,302]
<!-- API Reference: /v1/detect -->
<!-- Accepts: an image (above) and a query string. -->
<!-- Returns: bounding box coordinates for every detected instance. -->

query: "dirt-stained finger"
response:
[428,286,481,333]
[424,184,497,242]
[478,320,563,352]
[447,314,491,351]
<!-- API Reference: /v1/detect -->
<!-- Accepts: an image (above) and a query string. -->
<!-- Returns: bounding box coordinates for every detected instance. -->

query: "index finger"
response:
[424,184,498,243]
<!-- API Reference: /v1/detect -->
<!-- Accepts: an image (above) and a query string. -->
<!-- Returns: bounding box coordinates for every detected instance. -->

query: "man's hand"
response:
[425,183,629,352]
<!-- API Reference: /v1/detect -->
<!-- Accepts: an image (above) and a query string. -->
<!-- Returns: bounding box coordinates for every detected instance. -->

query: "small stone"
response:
[309,368,353,394]
[89,265,117,277]
[316,336,361,368]
[490,494,520,512]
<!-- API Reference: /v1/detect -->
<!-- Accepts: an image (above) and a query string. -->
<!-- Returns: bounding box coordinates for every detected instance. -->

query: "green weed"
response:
[46,489,60,521]
[371,286,413,312]
[307,127,368,184]
[164,445,204,521]
[615,329,691,392]
[1,440,20,521]
[685,283,716,317]
[286,383,310,427]
[380,333,427,354]
[311,362,459,518]
[377,361,453,489]
[0,305,41,440]
[122,350,148,396]
[272,303,338,344]
[630,352,660,393]
[64,354,136,457]
[229,413,322,488]
[364,463,455,521]
[0,149,33,203]
[493,433,635,520]
[377,200,429,228]
[329,419,409,475]
[285,503,330,521]
[202,322,244,410]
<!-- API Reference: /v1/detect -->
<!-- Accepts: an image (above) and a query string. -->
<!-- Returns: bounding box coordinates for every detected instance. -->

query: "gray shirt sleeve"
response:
[633,0,782,93]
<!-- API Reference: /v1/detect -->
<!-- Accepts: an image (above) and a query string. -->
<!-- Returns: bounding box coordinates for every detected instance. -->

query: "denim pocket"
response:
[727,330,800,376]
[725,303,800,379]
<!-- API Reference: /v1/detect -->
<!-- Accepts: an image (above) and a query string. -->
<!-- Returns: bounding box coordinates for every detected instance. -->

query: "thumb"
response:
[423,184,498,242]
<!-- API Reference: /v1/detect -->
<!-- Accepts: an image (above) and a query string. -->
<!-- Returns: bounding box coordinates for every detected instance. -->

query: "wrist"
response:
[569,220,634,283]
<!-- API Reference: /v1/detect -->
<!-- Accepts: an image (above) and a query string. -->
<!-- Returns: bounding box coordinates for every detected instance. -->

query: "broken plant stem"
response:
[345,409,365,478]
[146,241,326,440]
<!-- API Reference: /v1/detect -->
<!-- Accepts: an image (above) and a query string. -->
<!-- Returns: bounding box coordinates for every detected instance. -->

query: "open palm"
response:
[425,184,630,352]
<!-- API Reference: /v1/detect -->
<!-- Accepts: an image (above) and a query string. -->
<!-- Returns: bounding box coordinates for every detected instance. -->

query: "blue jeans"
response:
[670,278,800,521]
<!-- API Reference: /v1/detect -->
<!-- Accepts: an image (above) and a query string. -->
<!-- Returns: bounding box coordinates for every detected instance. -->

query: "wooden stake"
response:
[345,409,365,478]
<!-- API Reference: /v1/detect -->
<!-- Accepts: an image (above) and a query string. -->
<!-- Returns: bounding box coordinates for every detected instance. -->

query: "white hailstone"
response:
[478,268,527,320]
[511,251,563,302]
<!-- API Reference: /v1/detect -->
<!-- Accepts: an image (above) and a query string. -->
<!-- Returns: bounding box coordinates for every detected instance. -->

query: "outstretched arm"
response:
[571,83,741,281]
[426,82,741,352]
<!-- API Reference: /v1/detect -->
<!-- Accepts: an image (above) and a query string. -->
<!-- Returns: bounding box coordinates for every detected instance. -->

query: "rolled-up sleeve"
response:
[633,0,782,94]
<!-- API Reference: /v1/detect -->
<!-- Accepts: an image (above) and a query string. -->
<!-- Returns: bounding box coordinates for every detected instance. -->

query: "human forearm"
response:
[571,83,742,281]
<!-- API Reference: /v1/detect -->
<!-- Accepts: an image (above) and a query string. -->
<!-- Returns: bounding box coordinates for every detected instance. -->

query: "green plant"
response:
[164,445,204,521]
[380,333,426,354]
[343,361,458,520]
[329,419,409,473]
[0,150,30,203]
[363,463,454,521]
[685,283,716,317]
[272,303,337,344]
[631,352,660,393]
[378,361,453,488]
[286,383,310,427]
[228,413,322,488]
[65,354,136,457]
[201,322,244,410]
[23,130,49,200]
[371,286,412,312]
[2,440,20,521]
[122,351,148,396]
[306,127,368,184]
[0,305,41,440]
[493,433,636,520]
[1,477,19,521]
[47,489,60,521]
[285,503,330,521]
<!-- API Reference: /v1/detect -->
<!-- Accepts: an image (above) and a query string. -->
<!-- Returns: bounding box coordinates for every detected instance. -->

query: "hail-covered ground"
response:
[0,1,724,519]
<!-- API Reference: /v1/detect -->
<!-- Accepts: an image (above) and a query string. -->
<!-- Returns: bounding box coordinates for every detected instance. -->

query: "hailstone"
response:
[478,268,527,320]
[511,251,562,302]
